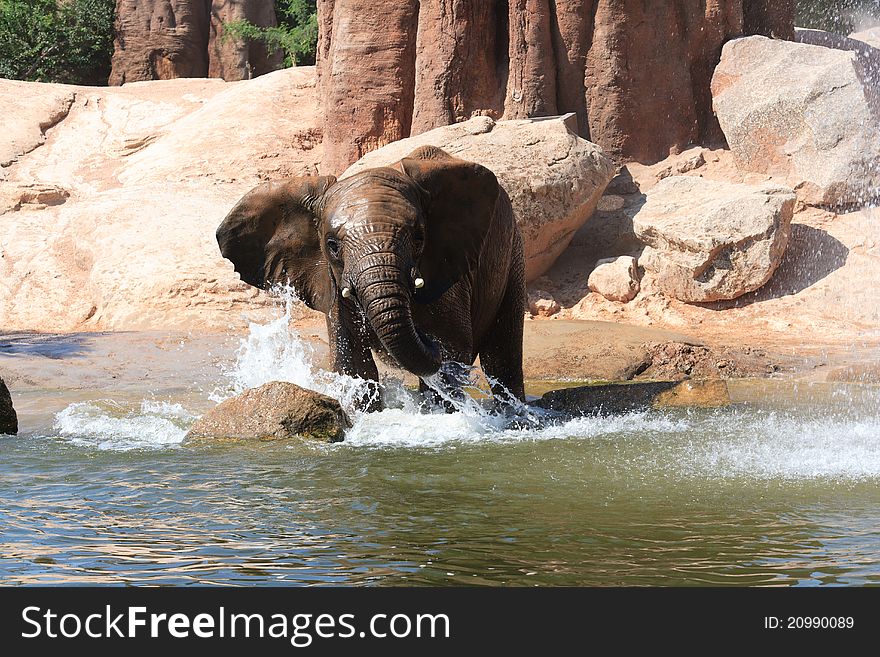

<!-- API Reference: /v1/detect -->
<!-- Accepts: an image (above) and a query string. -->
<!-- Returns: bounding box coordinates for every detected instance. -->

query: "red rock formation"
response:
[110,0,211,85]
[410,2,505,133]
[318,0,419,175]
[208,0,283,81]
[110,0,281,85]
[743,0,796,40]
[318,0,795,173]
[505,0,558,119]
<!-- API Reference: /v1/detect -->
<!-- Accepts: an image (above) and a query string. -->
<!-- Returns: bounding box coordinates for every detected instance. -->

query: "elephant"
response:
[216,146,525,410]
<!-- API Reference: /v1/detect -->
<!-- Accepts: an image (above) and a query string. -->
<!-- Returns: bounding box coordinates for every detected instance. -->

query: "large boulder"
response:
[341,115,615,282]
[318,0,795,173]
[633,176,796,303]
[0,377,17,435]
[712,35,880,207]
[186,381,351,443]
[0,69,321,332]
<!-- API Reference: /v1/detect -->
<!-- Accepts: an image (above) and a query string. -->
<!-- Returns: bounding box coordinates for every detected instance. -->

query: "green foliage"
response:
[0,0,115,84]
[223,0,318,68]
[796,0,880,34]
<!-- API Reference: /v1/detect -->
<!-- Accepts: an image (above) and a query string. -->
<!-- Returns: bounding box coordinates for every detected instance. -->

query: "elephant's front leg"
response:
[326,310,383,412]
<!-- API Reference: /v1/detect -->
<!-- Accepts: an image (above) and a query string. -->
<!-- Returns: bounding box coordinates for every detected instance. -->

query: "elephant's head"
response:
[216,147,499,377]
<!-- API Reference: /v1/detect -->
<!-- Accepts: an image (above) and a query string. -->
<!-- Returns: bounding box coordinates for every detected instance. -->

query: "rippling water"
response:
[2,294,879,586]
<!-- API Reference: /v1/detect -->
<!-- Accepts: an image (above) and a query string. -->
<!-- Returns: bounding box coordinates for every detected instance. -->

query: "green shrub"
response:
[223,0,318,68]
[0,0,115,84]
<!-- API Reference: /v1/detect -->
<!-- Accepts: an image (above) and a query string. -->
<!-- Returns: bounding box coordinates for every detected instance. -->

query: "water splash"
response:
[210,285,381,414]
[53,400,195,451]
[214,285,544,432]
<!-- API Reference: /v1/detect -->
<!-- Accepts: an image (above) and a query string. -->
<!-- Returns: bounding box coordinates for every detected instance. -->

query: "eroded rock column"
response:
[317,0,796,173]
[110,0,212,85]
[110,0,282,84]
[208,0,283,81]
[319,0,419,175]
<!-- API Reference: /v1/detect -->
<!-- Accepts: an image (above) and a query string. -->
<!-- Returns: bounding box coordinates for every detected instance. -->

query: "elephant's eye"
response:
[326,237,341,259]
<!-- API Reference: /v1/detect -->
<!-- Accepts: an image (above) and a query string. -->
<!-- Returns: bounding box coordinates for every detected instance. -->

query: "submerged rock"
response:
[342,114,615,282]
[185,381,350,443]
[712,35,880,207]
[0,377,17,435]
[533,380,730,417]
[634,176,795,303]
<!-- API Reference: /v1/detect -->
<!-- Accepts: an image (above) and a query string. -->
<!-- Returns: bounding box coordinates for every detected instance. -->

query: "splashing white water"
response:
[53,400,195,451]
[212,285,541,431]
[210,286,381,414]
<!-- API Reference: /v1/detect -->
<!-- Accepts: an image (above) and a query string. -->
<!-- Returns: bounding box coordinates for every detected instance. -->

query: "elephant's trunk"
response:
[356,254,441,378]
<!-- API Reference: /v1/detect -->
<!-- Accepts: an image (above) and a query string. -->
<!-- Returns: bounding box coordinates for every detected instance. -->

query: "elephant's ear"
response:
[216,176,337,312]
[395,146,498,303]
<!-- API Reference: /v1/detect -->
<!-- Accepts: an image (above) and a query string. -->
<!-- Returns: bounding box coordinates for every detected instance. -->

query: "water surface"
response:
[1,300,879,586]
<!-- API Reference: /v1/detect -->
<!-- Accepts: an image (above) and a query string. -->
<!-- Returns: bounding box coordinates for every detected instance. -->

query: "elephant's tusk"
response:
[414,277,425,289]
[342,287,352,298]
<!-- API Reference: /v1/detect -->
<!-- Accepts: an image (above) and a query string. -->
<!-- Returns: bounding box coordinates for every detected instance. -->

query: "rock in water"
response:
[588,256,640,303]
[633,176,796,303]
[186,382,351,443]
[0,378,17,435]
[342,115,615,281]
[712,35,880,207]
[534,380,730,417]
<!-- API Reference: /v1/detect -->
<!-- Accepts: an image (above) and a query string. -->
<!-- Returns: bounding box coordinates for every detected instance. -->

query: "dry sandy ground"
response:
[2,314,875,411]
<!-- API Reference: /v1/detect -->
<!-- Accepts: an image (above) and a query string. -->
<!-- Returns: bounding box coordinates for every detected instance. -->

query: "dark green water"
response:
[2,391,879,586]
[2,316,879,586]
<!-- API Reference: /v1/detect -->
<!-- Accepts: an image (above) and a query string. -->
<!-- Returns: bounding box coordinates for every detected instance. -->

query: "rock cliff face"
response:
[317,0,796,174]
[208,0,284,81]
[0,69,322,332]
[110,0,280,85]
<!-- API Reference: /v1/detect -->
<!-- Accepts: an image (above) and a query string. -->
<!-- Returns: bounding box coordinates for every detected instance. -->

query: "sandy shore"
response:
[2,316,877,403]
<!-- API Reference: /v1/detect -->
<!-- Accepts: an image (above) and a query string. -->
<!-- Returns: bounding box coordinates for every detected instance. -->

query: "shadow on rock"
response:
[549,186,648,308]
[700,224,849,310]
